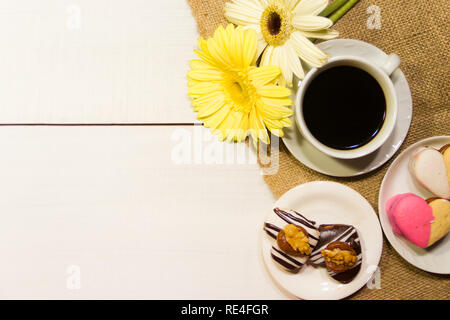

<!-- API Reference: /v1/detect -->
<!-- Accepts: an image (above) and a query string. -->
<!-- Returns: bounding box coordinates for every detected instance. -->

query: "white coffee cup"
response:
[295,54,401,159]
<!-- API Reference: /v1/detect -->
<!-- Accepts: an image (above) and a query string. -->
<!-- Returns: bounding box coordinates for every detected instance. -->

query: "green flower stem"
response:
[328,0,360,24]
[319,0,349,18]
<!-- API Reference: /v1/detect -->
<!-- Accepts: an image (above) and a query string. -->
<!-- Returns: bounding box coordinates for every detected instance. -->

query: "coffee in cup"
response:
[295,54,400,159]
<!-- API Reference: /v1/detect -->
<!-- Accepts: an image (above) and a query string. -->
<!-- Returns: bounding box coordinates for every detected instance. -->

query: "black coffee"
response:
[303,66,386,150]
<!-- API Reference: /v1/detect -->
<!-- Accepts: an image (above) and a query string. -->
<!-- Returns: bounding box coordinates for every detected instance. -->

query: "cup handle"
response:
[379,53,401,77]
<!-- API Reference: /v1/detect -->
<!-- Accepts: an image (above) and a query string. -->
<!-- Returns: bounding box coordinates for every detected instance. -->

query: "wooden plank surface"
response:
[0,0,198,124]
[0,126,284,299]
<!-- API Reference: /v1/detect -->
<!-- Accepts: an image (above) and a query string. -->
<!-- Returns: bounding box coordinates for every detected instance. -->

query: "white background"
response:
[0,1,286,299]
[0,0,198,123]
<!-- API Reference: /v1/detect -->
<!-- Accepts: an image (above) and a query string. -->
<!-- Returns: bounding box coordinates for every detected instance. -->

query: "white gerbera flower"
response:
[225,0,338,86]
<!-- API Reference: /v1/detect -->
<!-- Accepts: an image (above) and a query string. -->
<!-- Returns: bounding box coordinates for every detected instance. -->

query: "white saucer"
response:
[262,181,383,300]
[379,136,450,274]
[282,39,413,177]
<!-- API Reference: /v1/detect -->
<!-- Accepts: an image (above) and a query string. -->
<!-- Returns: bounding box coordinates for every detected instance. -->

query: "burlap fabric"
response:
[187,0,450,299]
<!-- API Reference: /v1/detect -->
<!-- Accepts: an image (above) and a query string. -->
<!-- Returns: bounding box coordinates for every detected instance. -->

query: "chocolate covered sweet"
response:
[321,241,358,273]
[277,224,312,256]
[309,224,362,283]
[264,208,320,273]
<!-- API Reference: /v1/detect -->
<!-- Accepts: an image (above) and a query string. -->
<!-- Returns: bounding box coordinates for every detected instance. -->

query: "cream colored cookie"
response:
[427,198,450,247]
[409,146,450,199]
[440,144,450,187]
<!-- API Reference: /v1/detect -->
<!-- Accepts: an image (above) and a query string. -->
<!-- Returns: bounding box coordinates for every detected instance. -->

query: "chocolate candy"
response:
[264,208,320,273]
[309,224,362,284]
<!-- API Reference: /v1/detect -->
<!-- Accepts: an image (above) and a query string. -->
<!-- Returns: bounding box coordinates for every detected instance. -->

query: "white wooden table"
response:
[0,1,285,299]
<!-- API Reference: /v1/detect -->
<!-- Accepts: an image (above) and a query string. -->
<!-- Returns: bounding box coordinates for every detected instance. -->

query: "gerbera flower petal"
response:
[298,28,339,40]
[249,109,270,145]
[264,117,285,130]
[261,96,293,107]
[217,112,238,141]
[257,99,293,119]
[192,91,225,109]
[248,65,281,87]
[242,0,265,11]
[236,114,249,142]
[188,82,222,97]
[290,32,329,67]
[211,25,232,63]
[293,0,328,16]
[230,26,245,67]
[267,128,284,137]
[187,68,223,82]
[194,49,221,69]
[284,41,304,80]
[278,46,293,86]
[263,46,287,85]
[227,112,247,142]
[196,95,226,119]
[292,15,333,31]
[207,37,229,68]
[279,117,292,127]
[260,45,274,67]
[202,104,231,129]
[224,1,263,25]
[197,37,209,53]
[226,0,264,17]
[285,0,301,10]
[243,28,258,66]
[242,24,267,60]
[189,59,212,69]
[258,85,291,98]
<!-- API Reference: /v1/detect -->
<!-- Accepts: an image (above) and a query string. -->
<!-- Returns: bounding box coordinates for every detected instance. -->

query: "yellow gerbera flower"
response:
[187,24,293,145]
[225,0,338,86]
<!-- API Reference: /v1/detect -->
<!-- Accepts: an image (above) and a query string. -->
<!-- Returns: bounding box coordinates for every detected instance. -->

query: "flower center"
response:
[267,11,282,35]
[260,3,293,47]
[223,69,256,114]
[229,81,244,99]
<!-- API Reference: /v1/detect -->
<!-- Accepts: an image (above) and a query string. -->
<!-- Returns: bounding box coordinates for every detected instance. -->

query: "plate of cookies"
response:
[379,136,450,274]
[262,181,383,300]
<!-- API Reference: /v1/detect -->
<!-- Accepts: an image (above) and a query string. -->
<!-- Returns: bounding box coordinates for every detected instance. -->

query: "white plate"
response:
[378,136,450,274]
[262,181,383,300]
[282,39,413,177]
